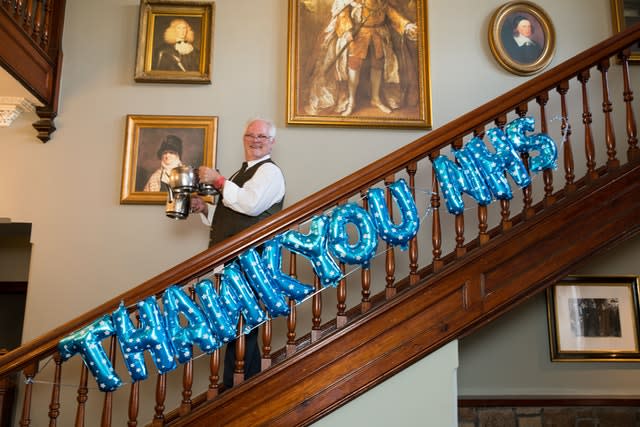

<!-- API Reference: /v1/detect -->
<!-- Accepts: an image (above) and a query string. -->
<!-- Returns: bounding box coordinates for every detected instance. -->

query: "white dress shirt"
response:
[200,155,285,226]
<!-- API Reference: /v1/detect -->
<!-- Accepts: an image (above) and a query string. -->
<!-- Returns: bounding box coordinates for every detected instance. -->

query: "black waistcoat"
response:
[208,159,284,247]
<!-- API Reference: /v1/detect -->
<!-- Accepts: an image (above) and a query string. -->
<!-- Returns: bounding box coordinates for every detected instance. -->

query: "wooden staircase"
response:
[0,12,639,427]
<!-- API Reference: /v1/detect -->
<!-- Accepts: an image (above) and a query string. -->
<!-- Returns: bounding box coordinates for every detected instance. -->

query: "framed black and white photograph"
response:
[546,275,640,362]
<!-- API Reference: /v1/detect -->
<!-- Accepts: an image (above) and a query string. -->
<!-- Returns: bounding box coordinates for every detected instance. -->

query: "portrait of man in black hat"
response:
[134,127,206,194]
[143,135,184,192]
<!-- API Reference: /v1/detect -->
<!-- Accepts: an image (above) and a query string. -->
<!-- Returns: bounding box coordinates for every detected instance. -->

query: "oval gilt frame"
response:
[488,1,556,76]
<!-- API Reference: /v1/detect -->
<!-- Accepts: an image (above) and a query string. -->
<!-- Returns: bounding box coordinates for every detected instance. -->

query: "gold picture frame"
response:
[134,0,215,83]
[120,115,218,204]
[546,275,640,362]
[488,1,555,76]
[286,0,432,129]
[611,0,640,63]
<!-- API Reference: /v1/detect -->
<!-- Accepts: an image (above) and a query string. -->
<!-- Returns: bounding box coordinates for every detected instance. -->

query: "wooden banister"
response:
[0,0,66,142]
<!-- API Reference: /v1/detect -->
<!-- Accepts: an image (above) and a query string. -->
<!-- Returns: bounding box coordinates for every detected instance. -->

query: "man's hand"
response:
[405,23,418,41]
[190,195,208,215]
[197,166,221,185]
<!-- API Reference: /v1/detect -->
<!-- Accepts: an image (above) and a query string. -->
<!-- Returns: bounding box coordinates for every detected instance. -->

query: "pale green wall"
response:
[0,0,637,425]
[458,237,640,397]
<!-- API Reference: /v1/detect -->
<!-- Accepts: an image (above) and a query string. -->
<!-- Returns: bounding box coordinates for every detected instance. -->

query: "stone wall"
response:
[459,406,640,426]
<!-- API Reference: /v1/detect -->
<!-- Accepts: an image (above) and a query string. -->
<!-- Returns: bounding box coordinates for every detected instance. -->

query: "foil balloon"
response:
[220,262,268,335]
[261,236,314,302]
[328,203,377,266]
[367,179,420,249]
[238,248,290,317]
[193,279,237,343]
[57,315,122,392]
[433,152,492,215]
[465,127,533,200]
[506,117,558,172]
[485,127,531,188]
[162,285,219,363]
[112,298,177,382]
[280,215,343,287]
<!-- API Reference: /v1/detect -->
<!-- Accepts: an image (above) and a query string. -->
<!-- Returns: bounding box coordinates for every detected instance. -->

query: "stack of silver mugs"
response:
[165,165,216,219]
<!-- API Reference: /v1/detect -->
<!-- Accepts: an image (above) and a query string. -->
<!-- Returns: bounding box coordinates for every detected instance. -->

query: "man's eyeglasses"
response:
[243,134,273,142]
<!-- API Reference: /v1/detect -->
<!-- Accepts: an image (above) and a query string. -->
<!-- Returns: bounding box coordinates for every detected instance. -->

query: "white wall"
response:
[1,0,637,425]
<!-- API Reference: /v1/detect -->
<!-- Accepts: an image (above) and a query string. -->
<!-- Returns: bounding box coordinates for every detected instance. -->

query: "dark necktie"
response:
[230,162,249,182]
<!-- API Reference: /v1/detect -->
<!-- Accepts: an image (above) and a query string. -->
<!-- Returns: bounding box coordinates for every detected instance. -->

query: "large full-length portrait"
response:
[134,0,215,83]
[120,115,218,204]
[611,0,640,63]
[488,1,555,76]
[287,0,432,129]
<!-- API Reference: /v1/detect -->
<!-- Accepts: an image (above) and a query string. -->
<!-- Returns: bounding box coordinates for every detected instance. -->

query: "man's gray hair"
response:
[245,117,276,138]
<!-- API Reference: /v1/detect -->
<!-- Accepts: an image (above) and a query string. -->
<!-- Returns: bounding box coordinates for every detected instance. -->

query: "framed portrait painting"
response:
[611,0,640,63]
[134,0,215,83]
[488,1,555,76]
[120,115,218,204]
[546,275,640,362]
[286,0,432,129]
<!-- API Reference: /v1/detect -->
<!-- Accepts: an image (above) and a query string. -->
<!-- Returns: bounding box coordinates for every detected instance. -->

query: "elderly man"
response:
[191,117,285,389]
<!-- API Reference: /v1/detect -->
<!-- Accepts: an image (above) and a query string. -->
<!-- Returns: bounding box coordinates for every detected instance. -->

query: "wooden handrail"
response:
[1,22,639,380]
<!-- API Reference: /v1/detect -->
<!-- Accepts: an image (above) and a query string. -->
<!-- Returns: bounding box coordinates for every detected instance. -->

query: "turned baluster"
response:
[47,354,62,426]
[597,58,619,169]
[152,373,166,426]
[179,357,193,415]
[556,80,577,190]
[233,317,246,386]
[360,190,372,311]
[127,379,139,427]
[311,275,322,342]
[32,0,43,40]
[383,175,397,298]
[336,197,349,326]
[451,139,466,257]
[19,363,37,427]
[179,288,195,415]
[127,314,141,426]
[516,103,535,219]
[206,274,222,399]
[428,152,443,272]
[23,0,33,32]
[100,335,118,426]
[406,162,419,283]
[13,0,23,18]
[261,318,272,369]
[494,115,512,231]
[619,49,639,162]
[337,263,347,328]
[41,0,52,48]
[537,91,555,206]
[74,363,88,427]
[286,252,298,355]
[473,127,489,245]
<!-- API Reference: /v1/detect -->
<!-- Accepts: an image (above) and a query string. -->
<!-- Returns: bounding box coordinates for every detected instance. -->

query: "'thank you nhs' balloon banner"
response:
[56,116,557,392]
[57,179,420,392]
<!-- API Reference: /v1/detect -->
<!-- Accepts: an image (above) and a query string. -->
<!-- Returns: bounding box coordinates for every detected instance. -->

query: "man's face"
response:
[516,19,532,38]
[176,23,188,40]
[243,120,275,161]
[161,150,180,165]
